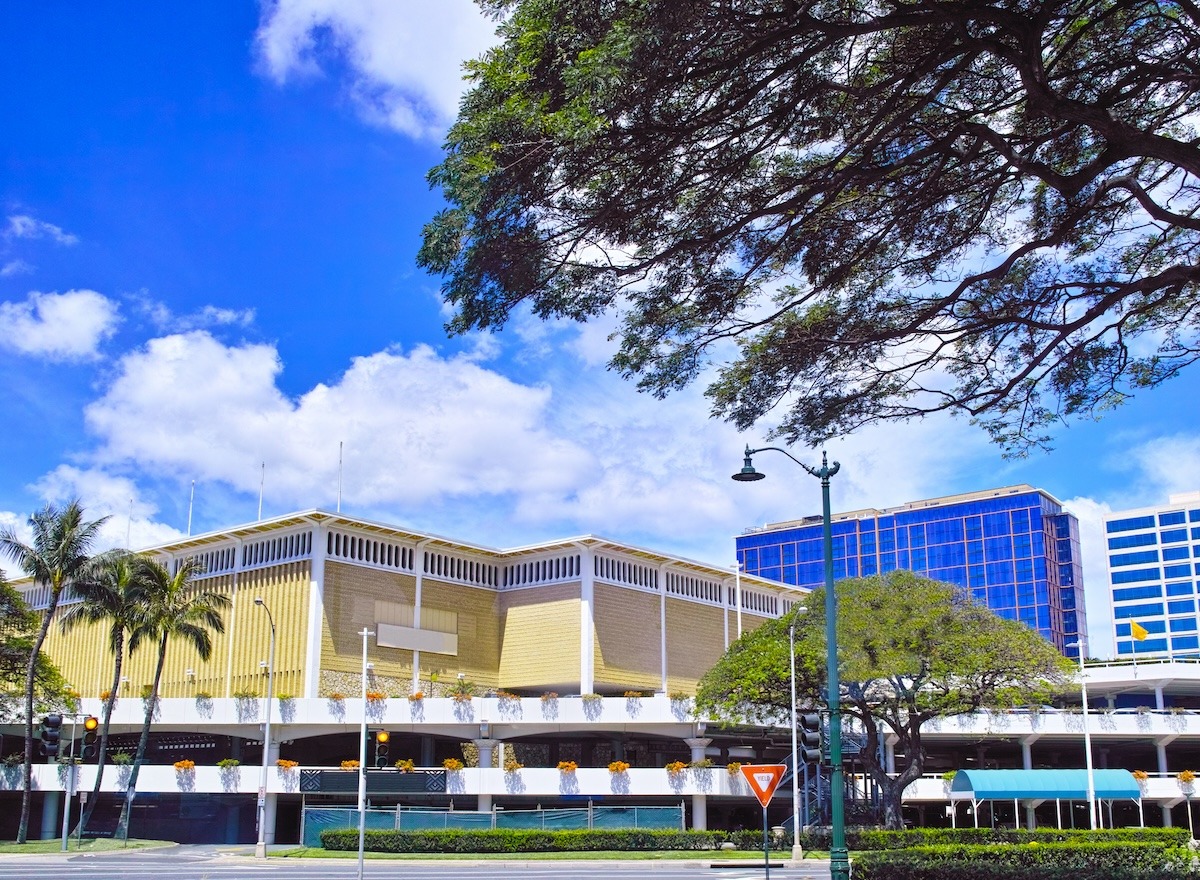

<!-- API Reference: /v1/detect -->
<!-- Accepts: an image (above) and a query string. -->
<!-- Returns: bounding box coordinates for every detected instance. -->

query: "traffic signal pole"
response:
[60,713,78,852]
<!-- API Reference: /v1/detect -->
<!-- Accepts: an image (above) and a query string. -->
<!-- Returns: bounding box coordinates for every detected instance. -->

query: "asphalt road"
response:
[0,846,833,879]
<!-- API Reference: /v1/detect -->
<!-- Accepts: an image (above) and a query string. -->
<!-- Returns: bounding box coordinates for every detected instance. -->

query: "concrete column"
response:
[1156,686,1165,710]
[474,739,499,812]
[884,738,897,774]
[303,523,327,698]
[578,546,595,694]
[685,738,712,831]
[264,739,280,844]
[660,563,670,694]
[412,540,430,693]
[1158,742,1174,827]
[40,790,60,840]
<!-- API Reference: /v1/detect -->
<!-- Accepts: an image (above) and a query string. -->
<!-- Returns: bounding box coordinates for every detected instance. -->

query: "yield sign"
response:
[739,763,786,807]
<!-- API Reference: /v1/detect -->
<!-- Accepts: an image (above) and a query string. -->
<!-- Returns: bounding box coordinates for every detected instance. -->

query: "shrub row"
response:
[320,828,728,853]
[845,826,1189,850]
[852,841,1198,880]
[320,826,1192,855]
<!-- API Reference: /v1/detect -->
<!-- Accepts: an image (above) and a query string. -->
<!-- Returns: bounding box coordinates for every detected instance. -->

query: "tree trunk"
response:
[76,635,123,836]
[17,586,62,845]
[114,634,166,842]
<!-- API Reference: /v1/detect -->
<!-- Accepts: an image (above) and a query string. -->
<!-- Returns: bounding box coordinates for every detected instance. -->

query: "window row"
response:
[503,554,580,587]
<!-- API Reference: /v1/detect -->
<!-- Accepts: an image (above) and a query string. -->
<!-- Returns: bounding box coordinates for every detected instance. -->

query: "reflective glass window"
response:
[1108,533,1157,549]
[1111,567,1162,584]
[1160,511,1186,526]
[1163,546,1190,561]
[983,512,1011,537]
[1113,601,1164,619]
[1166,582,1194,596]
[1109,550,1160,567]
[1107,515,1156,533]
[1113,584,1163,602]
[1165,563,1192,578]
[1162,528,1188,544]
[1168,599,1196,615]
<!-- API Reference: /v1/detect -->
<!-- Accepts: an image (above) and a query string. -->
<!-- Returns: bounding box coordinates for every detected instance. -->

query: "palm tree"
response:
[115,556,229,841]
[0,500,107,844]
[58,550,141,834]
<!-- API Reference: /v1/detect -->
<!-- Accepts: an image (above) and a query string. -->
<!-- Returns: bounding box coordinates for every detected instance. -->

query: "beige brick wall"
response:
[498,583,580,690]
[319,562,502,695]
[593,584,661,693]
[41,562,312,701]
[664,596,732,695]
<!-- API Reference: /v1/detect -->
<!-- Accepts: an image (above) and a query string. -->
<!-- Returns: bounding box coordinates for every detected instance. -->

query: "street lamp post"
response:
[357,627,374,880]
[788,605,807,863]
[254,597,277,859]
[734,445,848,880]
[1067,640,1097,829]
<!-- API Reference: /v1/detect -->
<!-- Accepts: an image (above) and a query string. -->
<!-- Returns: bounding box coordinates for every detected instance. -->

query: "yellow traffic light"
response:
[84,715,99,732]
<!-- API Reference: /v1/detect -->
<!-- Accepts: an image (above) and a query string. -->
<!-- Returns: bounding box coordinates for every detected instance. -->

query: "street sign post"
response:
[740,764,786,878]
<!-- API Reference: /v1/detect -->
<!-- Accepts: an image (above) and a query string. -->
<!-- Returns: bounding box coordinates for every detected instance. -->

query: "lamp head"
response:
[254,597,264,606]
[732,446,765,482]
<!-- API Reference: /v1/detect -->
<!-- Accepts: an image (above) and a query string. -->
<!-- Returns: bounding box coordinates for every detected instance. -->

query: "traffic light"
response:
[82,715,99,760]
[40,714,63,759]
[373,730,390,768]
[799,712,822,764]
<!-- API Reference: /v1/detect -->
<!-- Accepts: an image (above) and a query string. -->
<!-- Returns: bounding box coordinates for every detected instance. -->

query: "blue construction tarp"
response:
[950,769,1140,800]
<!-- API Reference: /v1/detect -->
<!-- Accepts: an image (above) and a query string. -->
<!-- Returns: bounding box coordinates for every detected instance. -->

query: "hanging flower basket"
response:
[608,761,630,773]
[557,760,578,773]
[443,758,464,771]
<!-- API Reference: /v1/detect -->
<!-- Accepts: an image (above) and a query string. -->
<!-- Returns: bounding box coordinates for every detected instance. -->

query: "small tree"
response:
[114,557,229,841]
[696,571,1073,829]
[0,500,106,843]
[58,550,141,834]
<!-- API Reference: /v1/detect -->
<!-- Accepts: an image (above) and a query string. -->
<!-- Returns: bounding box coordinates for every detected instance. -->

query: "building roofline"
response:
[744,484,1065,534]
[135,509,796,594]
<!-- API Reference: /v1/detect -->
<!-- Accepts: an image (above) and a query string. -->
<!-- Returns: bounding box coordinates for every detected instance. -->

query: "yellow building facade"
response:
[41,510,802,705]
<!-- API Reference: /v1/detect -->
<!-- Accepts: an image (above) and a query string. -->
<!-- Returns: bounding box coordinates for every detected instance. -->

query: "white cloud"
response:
[132,293,256,333]
[1,259,33,277]
[255,0,498,138]
[0,289,120,360]
[0,510,32,551]
[32,465,185,550]
[83,332,594,514]
[4,215,78,245]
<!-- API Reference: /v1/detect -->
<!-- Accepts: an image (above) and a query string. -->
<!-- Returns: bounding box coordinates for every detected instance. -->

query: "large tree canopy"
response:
[695,572,1074,828]
[421,0,1200,455]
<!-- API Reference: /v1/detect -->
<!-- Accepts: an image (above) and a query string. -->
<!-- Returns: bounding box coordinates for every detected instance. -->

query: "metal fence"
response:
[301,804,685,847]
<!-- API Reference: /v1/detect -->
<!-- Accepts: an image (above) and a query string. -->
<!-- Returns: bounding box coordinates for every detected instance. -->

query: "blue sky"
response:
[2,1,1198,657]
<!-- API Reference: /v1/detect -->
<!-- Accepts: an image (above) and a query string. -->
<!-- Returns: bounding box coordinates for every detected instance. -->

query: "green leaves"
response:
[425,0,1200,456]
[696,571,1074,826]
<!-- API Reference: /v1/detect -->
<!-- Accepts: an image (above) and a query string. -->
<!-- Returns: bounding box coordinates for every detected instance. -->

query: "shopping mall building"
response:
[5,504,1200,843]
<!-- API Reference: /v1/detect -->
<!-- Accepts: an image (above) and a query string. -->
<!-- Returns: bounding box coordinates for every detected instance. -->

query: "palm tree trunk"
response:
[76,636,124,835]
[17,588,61,845]
[114,633,167,842]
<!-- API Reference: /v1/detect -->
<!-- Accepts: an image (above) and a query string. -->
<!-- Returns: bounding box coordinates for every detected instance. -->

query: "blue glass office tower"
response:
[1104,491,1200,658]
[736,485,1086,657]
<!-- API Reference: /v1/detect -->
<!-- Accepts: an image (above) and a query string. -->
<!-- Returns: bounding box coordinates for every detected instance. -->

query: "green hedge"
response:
[846,827,1189,850]
[853,842,1198,880]
[320,828,727,853]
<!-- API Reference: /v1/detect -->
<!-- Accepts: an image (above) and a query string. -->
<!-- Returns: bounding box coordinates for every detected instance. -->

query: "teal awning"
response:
[949,769,1140,800]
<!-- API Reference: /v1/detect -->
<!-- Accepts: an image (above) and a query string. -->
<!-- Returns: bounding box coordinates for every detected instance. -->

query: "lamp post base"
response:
[830,848,851,880]
[790,843,804,862]
[255,841,267,859]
